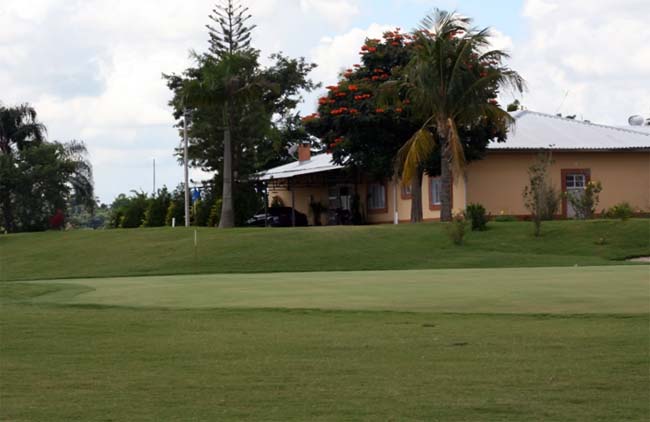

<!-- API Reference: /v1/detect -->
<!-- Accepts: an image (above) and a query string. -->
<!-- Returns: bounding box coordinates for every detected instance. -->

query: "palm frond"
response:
[397,128,436,184]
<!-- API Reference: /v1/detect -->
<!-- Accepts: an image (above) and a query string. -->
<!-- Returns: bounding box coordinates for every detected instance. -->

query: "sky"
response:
[2,0,649,203]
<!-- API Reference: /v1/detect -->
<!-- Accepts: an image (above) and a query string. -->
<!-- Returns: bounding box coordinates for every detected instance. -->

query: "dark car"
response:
[245,207,309,227]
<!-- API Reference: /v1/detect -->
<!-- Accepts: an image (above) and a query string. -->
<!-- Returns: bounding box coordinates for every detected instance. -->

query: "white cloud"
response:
[511,0,650,124]
[299,0,360,29]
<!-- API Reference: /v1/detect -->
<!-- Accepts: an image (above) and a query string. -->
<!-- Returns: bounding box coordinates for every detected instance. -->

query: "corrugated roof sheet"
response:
[257,152,344,181]
[490,110,650,150]
[257,110,650,180]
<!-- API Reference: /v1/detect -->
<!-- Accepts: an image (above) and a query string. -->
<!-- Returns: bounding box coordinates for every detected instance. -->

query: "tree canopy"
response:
[0,103,94,232]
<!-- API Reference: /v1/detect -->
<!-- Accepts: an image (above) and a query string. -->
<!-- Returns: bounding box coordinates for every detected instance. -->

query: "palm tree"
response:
[181,51,260,228]
[0,103,47,231]
[0,103,46,155]
[398,10,525,221]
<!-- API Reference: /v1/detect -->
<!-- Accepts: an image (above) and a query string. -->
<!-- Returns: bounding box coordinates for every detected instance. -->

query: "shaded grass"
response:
[1,219,649,281]
[1,304,648,421]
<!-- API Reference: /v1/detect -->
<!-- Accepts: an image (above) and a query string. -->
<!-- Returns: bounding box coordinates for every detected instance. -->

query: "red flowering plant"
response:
[303,25,511,222]
[304,28,419,182]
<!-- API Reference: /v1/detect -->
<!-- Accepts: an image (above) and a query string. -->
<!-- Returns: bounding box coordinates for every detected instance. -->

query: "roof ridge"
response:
[519,110,650,137]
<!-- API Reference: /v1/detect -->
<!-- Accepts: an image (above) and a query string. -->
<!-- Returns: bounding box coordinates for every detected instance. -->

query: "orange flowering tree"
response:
[304,27,510,222]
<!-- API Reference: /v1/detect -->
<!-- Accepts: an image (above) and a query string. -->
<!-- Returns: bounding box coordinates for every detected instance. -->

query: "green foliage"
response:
[446,214,468,245]
[164,4,316,227]
[396,10,525,221]
[206,0,256,58]
[604,202,634,221]
[117,191,149,228]
[523,153,559,236]
[567,181,602,219]
[1,103,94,233]
[465,203,488,231]
[143,188,172,227]
[208,198,222,227]
[192,199,212,227]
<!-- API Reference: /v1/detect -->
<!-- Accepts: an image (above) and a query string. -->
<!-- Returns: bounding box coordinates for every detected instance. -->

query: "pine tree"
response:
[206,0,256,57]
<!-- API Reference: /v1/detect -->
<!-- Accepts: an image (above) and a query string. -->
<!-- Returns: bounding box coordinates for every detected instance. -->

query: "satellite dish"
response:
[628,115,645,126]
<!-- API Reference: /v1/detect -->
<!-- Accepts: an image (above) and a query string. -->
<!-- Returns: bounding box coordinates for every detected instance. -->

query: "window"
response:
[429,177,441,207]
[368,182,386,211]
[565,174,586,188]
[401,183,412,199]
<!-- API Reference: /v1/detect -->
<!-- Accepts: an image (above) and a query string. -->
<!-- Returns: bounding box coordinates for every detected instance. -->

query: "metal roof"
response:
[257,110,650,181]
[256,152,344,181]
[490,110,650,150]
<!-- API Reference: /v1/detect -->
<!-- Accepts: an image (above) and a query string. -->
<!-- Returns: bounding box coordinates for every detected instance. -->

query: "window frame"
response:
[367,182,388,214]
[561,168,591,218]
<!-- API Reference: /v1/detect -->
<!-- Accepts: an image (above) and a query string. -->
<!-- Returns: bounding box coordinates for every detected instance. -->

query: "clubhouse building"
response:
[257,111,650,225]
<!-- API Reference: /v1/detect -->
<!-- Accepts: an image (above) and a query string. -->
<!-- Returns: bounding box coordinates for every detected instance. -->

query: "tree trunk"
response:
[410,169,423,223]
[440,141,453,222]
[219,107,235,228]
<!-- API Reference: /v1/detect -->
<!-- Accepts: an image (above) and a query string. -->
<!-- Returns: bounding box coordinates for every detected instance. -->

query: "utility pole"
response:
[183,109,190,227]
[152,158,156,196]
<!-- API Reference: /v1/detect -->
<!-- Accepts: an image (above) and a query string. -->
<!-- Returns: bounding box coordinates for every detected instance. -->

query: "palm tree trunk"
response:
[440,141,453,222]
[410,169,423,223]
[219,106,235,228]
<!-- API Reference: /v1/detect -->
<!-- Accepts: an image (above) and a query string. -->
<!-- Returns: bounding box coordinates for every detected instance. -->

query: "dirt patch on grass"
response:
[627,256,650,263]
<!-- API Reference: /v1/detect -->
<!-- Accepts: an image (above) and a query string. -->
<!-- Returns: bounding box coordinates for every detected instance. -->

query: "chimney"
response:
[298,142,311,163]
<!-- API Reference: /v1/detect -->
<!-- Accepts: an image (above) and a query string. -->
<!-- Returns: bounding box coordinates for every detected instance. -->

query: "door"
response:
[562,170,590,218]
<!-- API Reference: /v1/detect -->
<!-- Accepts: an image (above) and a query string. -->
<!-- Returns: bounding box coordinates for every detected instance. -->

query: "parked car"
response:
[245,207,308,227]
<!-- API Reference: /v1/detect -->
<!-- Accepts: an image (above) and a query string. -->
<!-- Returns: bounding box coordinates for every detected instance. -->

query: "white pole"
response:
[183,110,190,227]
[393,179,399,225]
[153,158,156,195]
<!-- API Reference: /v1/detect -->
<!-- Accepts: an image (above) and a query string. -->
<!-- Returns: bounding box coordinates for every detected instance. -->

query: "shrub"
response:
[465,203,488,231]
[539,184,561,220]
[604,202,634,221]
[566,181,602,219]
[523,152,559,236]
[446,214,468,245]
[208,199,222,227]
[143,188,171,227]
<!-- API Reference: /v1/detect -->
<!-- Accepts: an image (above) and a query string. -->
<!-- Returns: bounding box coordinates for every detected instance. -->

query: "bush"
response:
[465,203,488,231]
[566,181,602,219]
[523,152,559,236]
[604,202,634,220]
[143,188,171,227]
[446,214,468,245]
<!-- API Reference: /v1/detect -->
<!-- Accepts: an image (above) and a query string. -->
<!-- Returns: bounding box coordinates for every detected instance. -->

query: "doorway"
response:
[562,169,590,218]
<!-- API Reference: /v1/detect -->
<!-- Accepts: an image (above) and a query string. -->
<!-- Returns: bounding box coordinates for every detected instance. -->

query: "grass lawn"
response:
[1,222,648,420]
[7,266,649,313]
[1,219,649,281]
[1,266,649,421]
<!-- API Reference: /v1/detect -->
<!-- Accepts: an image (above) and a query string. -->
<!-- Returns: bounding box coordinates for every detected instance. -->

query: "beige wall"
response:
[268,174,466,225]
[266,150,649,225]
[465,150,650,216]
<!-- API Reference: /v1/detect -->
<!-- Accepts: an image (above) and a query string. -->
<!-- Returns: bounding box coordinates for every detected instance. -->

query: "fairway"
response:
[12,265,650,314]
[2,265,649,421]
